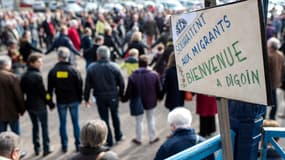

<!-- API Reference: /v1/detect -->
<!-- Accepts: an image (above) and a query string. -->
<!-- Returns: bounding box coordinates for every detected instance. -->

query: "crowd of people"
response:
[0,5,201,159]
[266,7,285,120]
[0,2,284,160]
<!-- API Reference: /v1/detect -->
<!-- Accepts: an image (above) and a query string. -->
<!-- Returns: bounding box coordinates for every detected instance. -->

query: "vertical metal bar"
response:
[261,135,268,160]
[218,98,234,160]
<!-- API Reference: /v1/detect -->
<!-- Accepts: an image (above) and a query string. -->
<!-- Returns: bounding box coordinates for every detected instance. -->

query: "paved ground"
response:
[1,51,284,160]
[15,53,199,160]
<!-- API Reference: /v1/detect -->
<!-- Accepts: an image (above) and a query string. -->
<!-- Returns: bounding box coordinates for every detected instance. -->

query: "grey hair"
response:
[97,46,110,60]
[69,19,78,27]
[57,47,70,61]
[168,107,192,129]
[267,37,281,50]
[0,132,20,156]
[0,55,12,70]
[80,120,108,148]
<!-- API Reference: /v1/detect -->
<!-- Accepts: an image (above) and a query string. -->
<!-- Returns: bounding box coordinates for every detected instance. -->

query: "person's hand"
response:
[19,112,25,116]
[48,102,56,111]
[84,101,91,108]
[120,96,128,103]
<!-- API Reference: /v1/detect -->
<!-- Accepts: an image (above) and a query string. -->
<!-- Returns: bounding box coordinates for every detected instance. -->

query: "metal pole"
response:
[204,1,233,160]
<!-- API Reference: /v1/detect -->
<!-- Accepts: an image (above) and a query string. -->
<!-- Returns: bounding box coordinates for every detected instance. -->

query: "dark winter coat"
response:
[123,68,162,110]
[21,66,46,111]
[81,35,93,50]
[84,59,125,100]
[45,33,80,56]
[19,40,42,63]
[143,20,158,36]
[0,70,25,122]
[48,61,83,104]
[103,34,121,60]
[83,44,100,62]
[163,66,185,110]
[154,128,214,160]
[126,41,148,56]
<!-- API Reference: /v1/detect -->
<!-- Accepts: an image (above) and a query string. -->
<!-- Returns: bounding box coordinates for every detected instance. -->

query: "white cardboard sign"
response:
[171,0,269,105]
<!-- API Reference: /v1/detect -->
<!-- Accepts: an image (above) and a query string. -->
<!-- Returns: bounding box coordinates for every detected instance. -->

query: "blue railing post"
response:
[261,127,285,160]
[166,131,236,160]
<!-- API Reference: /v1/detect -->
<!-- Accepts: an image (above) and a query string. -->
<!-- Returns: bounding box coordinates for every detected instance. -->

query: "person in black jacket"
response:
[47,47,83,152]
[84,46,125,147]
[20,53,53,156]
[162,54,185,111]
[19,31,42,63]
[103,26,121,61]
[83,35,104,68]
[41,14,56,48]
[123,31,148,57]
[80,27,93,52]
[153,39,174,77]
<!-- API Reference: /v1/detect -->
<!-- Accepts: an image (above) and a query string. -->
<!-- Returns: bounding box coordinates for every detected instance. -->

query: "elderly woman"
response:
[154,108,214,160]
[68,120,119,160]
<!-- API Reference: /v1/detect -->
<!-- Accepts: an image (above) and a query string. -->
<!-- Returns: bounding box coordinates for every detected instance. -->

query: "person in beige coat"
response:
[267,37,284,120]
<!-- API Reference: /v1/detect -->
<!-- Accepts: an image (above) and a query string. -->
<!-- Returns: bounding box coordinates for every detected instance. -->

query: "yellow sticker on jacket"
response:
[46,93,51,100]
[56,71,68,78]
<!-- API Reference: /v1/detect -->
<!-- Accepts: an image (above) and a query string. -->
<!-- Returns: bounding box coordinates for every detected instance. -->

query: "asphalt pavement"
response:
[0,49,284,160]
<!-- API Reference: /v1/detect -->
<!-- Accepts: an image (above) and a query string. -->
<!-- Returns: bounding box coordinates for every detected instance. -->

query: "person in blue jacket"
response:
[154,107,214,160]
[45,25,81,64]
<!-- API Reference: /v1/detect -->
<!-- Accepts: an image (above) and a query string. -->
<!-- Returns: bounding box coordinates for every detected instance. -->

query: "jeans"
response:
[0,120,20,134]
[28,109,50,153]
[57,102,80,150]
[31,39,38,48]
[96,95,122,146]
[134,108,156,141]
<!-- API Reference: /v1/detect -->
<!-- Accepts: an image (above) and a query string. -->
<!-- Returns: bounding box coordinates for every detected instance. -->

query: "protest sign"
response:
[171,0,270,105]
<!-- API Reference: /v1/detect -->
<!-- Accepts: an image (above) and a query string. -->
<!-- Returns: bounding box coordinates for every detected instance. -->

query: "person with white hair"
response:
[2,21,18,46]
[68,19,81,51]
[154,107,214,160]
[267,37,284,120]
[0,56,25,135]
[84,46,125,147]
